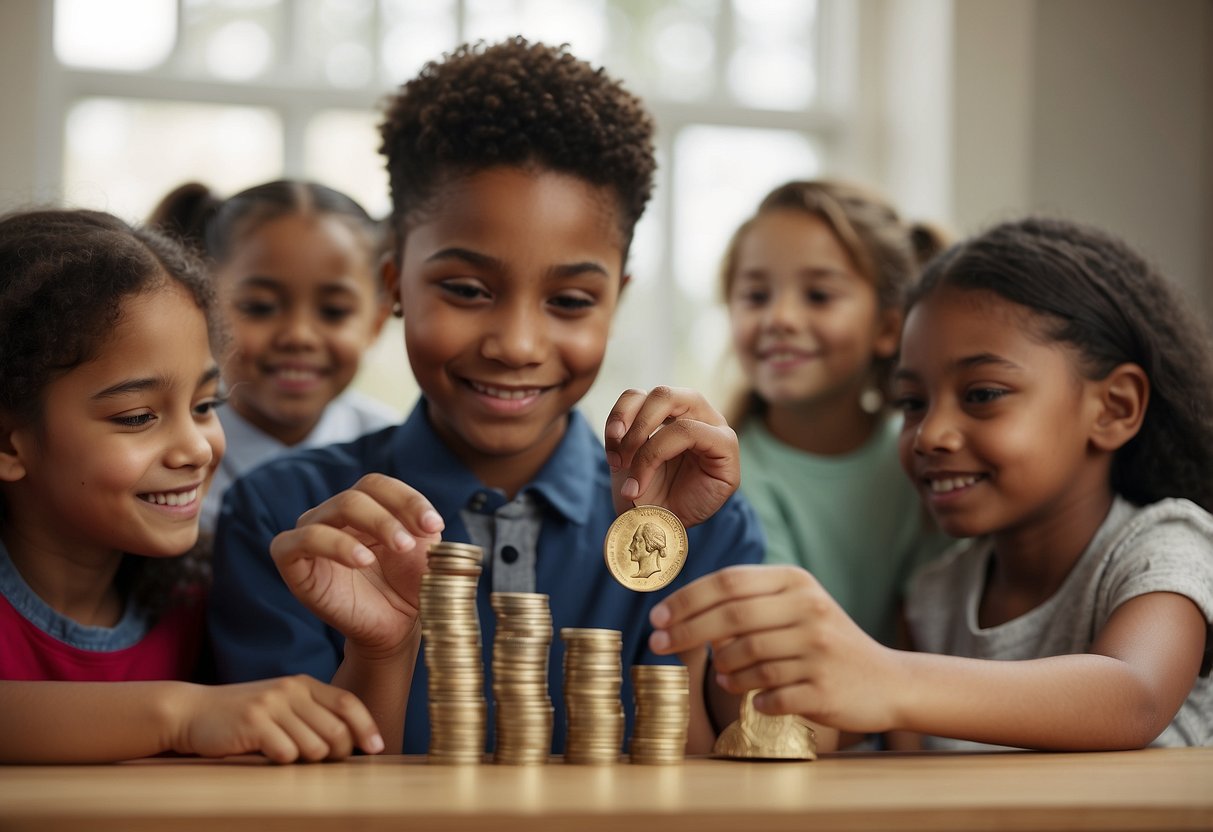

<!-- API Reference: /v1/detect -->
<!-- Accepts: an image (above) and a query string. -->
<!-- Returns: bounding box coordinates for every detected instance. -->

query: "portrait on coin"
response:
[629,522,668,579]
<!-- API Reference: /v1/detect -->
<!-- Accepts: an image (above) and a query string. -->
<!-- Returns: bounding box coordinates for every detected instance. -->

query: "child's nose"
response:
[165,416,217,470]
[762,291,801,331]
[274,308,321,348]
[912,405,963,454]
[481,304,545,366]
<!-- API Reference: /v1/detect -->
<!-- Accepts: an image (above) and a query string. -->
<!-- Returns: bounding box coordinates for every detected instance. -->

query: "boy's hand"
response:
[648,564,903,733]
[172,676,384,763]
[604,386,740,528]
[270,474,444,657]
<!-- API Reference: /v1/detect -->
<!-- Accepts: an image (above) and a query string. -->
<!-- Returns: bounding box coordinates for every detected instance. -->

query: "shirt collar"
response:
[388,398,603,525]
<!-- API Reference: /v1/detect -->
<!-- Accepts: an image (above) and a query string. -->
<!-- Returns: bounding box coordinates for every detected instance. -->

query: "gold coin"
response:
[603,505,688,592]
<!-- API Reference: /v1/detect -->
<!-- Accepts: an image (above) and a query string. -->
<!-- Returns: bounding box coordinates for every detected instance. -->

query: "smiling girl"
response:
[0,209,382,763]
[651,217,1213,750]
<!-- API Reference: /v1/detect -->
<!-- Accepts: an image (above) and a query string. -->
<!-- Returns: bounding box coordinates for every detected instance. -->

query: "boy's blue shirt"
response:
[208,398,765,754]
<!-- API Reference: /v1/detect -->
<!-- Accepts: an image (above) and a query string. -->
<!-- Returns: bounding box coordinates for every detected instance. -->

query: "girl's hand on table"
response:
[172,677,384,762]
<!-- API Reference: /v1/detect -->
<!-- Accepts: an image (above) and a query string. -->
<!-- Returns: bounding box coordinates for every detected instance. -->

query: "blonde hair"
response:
[721,179,949,427]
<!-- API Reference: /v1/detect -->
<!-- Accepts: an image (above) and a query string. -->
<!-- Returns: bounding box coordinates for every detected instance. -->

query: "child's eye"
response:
[891,395,925,415]
[806,289,833,304]
[194,396,227,418]
[320,305,356,323]
[112,412,156,428]
[740,289,769,306]
[439,281,489,302]
[549,293,595,312]
[965,387,1008,405]
[235,300,278,319]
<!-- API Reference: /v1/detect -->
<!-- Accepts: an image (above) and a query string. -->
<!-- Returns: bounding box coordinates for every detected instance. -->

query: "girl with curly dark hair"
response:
[0,209,382,763]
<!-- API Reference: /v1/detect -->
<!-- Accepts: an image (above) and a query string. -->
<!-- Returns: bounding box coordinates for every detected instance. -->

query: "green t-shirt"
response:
[738,415,951,645]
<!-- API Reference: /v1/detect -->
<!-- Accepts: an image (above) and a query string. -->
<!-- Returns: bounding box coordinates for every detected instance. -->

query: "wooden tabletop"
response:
[2,748,1211,831]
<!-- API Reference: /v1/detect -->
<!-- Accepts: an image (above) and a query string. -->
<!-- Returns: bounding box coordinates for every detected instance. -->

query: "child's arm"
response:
[0,677,382,764]
[604,386,740,528]
[649,565,1207,751]
[269,473,443,754]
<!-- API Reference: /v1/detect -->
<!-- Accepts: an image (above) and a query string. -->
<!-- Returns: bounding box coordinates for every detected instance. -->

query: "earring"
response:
[392,301,403,318]
[859,385,884,415]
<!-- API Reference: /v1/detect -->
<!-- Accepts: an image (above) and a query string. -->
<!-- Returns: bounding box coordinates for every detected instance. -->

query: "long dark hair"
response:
[910,216,1213,511]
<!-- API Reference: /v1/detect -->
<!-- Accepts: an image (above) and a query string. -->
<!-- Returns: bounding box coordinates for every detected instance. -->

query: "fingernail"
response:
[649,630,670,652]
[650,604,670,627]
[365,734,385,754]
[606,451,620,471]
[606,420,624,441]
[354,545,375,566]
[393,531,414,552]
[421,510,444,532]
[622,477,639,499]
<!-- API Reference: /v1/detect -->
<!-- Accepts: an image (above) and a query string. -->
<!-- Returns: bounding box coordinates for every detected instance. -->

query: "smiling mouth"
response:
[926,475,984,494]
[466,379,551,400]
[270,367,324,382]
[139,487,199,507]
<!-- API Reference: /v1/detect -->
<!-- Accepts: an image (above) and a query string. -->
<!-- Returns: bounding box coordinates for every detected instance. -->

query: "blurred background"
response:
[1,0,1210,426]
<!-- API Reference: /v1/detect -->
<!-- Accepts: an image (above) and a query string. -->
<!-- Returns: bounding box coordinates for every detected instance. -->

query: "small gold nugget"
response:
[603,505,688,592]
[713,690,817,761]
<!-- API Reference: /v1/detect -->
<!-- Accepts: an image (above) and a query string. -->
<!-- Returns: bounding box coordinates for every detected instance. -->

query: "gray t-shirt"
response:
[906,496,1213,750]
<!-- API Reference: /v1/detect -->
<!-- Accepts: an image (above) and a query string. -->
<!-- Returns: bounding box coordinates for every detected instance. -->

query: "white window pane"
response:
[63,98,282,223]
[465,0,607,63]
[179,0,281,80]
[303,110,391,220]
[301,0,375,87]
[672,125,820,303]
[381,0,458,85]
[54,0,176,71]
[728,0,818,109]
[646,2,718,101]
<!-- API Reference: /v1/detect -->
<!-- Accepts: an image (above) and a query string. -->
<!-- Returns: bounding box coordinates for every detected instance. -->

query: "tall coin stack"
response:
[629,664,690,764]
[490,592,555,764]
[420,541,486,764]
[560,628,625,764]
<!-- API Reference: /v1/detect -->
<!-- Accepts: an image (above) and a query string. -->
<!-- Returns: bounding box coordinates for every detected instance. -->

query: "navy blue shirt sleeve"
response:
[208,460,345,684]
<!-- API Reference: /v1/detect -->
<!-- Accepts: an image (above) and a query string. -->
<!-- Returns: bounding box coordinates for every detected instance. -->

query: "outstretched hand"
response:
[270,473,444,658]
[604,386,740,528]
[648,564,902,733]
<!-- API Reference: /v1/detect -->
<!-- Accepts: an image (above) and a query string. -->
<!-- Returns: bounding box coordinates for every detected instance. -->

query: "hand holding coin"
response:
[604,505,688,591]
[603,386,741,529]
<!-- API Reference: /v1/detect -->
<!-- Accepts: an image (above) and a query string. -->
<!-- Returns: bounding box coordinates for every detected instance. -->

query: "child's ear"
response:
[1089,362,1149,452]
[873,307,903,360]
[380,253,403,319]
[0,417,29,483]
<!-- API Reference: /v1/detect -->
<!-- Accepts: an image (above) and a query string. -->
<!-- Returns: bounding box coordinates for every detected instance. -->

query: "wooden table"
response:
[1,748,1210,831]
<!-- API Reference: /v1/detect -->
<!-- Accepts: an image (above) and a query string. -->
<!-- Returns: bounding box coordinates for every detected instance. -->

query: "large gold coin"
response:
[603,505,688,592]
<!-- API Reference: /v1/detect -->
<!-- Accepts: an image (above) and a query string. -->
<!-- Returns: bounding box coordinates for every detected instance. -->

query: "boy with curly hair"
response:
[209,38,764,756]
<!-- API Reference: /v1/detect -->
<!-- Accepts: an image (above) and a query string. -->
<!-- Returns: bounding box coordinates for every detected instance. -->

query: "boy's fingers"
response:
[604,388,648,459]
[271,710,332,763]
[351,473,445,538]
[627,420,739,497]
[255,722,302,765]
[271,525,376,573]
[295,487,422,556]
[711,629,810,676]
[716,657,811,695]
[652,597,805,657]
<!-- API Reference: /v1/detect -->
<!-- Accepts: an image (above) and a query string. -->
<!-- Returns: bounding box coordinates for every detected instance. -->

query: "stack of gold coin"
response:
[420,541,486,764]
[490,592,554,765]
[560,627,625,764]
[629,664,690,764]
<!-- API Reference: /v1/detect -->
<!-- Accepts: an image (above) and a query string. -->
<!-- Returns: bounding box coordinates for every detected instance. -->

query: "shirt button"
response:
[469,492,486,510]
[500,545,520,564]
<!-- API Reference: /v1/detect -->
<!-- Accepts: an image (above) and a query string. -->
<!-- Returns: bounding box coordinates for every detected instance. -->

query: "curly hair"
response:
[379,37,656,249]
[722,179,949,426]
[0,208,222,611]
[909,216,1213,512]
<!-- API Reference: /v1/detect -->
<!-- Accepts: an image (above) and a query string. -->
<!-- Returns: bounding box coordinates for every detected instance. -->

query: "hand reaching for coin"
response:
[603,386,741,529]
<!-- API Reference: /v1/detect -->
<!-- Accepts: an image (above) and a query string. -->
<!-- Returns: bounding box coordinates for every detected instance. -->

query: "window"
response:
[51,0,849,420]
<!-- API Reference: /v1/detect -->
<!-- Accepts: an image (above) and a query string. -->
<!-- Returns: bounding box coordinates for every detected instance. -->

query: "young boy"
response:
[208,37,764,755]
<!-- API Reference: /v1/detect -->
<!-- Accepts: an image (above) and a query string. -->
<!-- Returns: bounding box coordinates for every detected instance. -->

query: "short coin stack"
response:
[490,592,555,764]
[629,664,690,764]
[420,541,486,764]
[560,628,625,764]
